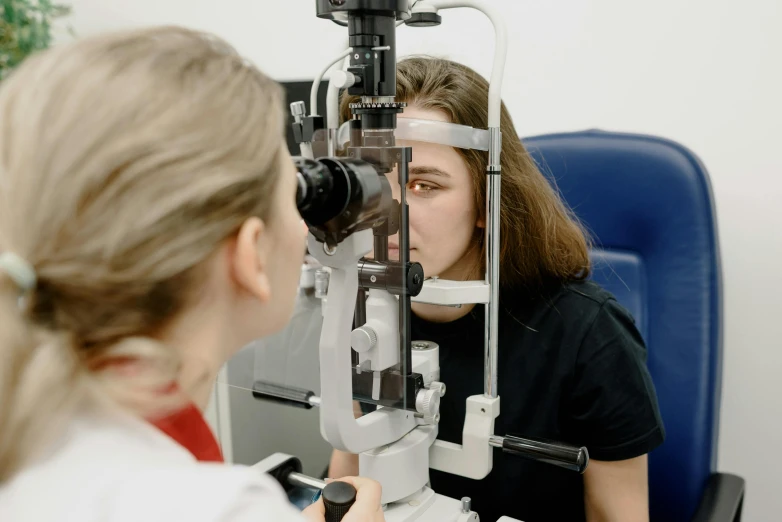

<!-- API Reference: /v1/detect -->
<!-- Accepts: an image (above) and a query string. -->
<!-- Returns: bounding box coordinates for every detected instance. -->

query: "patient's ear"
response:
[232,217,271,303]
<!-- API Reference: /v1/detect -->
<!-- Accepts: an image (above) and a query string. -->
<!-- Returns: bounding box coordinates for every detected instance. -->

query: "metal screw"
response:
[323,243,338,256]
[370,275,377,283]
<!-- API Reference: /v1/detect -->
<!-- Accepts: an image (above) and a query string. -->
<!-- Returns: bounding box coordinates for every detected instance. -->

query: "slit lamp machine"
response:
[251,2,589,521]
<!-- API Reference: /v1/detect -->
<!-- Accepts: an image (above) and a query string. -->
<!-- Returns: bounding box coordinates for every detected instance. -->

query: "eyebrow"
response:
[409,166,451,178]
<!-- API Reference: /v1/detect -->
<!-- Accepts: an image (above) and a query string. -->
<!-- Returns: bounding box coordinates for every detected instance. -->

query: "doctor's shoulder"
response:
[84,413,309,522]
[103,464,305,522]
[0,409,306,522]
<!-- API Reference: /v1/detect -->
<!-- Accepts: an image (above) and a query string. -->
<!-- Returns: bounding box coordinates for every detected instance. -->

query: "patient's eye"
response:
[409,181,438,196]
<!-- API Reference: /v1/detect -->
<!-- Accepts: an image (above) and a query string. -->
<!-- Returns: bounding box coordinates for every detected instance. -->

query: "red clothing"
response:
[96,357,224,463]
[150,402,224,463]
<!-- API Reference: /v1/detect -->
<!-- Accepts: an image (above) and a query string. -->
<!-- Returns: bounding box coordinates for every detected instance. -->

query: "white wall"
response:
[56,1,782,519]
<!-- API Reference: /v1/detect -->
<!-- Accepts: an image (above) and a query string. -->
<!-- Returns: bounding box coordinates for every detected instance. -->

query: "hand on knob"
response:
[302,476,385,522]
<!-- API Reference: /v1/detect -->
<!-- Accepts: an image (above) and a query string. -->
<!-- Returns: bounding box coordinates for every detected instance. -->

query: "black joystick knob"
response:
[323,481,357,522]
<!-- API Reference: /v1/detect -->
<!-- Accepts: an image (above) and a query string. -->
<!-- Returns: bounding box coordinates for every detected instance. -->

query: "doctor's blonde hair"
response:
[0,26,285,481]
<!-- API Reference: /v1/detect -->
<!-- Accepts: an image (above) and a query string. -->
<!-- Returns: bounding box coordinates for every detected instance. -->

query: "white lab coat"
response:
[0,407,307,521]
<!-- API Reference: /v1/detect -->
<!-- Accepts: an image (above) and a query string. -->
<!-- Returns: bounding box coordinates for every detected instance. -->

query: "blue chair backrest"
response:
[523,130,723,521]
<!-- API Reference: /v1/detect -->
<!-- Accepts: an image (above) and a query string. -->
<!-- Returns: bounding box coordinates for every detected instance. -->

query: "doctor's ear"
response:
[232,217,272,303]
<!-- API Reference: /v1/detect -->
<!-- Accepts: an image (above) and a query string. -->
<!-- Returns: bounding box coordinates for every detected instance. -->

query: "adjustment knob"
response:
[323,481,357,522]
[416,387,441,424]
[351,326,377,353]
[290,101,306,122]
[430,381,446,397]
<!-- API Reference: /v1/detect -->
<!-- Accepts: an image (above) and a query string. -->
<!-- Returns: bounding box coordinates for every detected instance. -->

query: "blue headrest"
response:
[523,130,723,521]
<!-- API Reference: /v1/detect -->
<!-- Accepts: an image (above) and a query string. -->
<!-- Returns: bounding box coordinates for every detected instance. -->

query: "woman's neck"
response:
[157,309,234,411]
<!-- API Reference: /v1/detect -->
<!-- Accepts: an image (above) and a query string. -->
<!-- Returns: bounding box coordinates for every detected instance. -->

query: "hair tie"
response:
[0,252,37,292]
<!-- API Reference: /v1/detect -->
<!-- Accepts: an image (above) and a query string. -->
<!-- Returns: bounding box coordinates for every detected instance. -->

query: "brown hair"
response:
[0,26,285,481]
[340,56,591,290]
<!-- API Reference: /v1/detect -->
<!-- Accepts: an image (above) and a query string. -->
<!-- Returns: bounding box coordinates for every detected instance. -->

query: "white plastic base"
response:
[360,425,438,504]
[384,487,478,522]
[251,454,523,521]
[383,488,524,521]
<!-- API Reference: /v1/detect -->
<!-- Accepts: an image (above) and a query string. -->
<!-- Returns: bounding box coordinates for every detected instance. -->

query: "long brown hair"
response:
[341,56,591,290]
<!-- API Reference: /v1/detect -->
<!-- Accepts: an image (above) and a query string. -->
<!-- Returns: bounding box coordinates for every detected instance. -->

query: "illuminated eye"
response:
[410,182,434,193]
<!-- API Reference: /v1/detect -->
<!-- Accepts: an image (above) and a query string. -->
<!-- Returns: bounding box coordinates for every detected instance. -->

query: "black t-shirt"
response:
[407,280,664,522]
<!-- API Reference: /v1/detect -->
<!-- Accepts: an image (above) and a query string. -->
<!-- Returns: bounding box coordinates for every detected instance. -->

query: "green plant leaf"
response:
[1,0,72,79]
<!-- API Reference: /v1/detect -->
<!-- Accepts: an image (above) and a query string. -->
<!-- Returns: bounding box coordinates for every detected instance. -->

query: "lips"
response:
[386,244,413,261]
[388,246,415,253]
[388,243,413,251]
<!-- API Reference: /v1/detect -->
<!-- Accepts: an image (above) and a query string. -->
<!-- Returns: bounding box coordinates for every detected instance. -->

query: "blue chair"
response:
[523,130,745,522]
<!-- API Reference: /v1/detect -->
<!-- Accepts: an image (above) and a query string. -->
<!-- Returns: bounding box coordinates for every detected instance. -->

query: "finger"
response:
[341,505,384,522]
[334,477,383,502]
[334,476,382,505]
[301,497,325,522]
[329,477,383,522]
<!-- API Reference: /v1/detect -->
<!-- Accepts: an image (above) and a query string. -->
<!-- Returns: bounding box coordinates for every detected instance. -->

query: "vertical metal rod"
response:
[399,157,412,377]
[485,127,502,398]
[374,236,389,262]
[354,288,367,326]
[350,119,362,149]
[328,128,338,157]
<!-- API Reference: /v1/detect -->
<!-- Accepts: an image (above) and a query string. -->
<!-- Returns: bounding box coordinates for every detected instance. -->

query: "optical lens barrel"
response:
[293,156,391,247]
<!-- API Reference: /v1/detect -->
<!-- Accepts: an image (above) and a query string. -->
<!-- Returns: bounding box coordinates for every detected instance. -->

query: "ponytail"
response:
[0,275,187,483]
[0,275,88,482]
